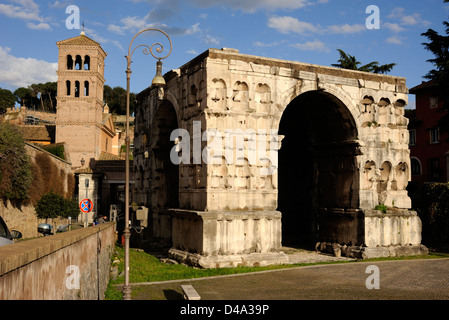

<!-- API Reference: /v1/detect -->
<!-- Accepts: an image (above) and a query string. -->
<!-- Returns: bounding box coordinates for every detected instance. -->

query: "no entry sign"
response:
[79,199,93,213]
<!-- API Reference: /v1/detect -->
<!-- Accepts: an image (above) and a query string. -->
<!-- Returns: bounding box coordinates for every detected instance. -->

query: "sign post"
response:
[79,198,93,227]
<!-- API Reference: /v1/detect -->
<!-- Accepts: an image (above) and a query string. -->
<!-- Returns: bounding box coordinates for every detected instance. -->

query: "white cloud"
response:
[254,40,286,47]
[0,0,51,30]
[292,40,329,52]
[268,16,365,35]
[327,24,365,34]
[26,22,51,30]
[383,22,405,33]
[268,16,320,35]
[84,27,124,51]
[388,7,431,27]
[186,23,201,35]
[386,36,403,45]
[191,0,314,12]
[203,34,220,45]
[0,46,57,89]
[107,24,126,35]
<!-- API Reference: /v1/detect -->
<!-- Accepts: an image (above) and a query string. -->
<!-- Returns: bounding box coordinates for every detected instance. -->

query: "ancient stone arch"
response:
[134,48,427,267]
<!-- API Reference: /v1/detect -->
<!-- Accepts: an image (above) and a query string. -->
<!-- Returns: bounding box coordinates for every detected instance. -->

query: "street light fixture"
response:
[122,28,172,300]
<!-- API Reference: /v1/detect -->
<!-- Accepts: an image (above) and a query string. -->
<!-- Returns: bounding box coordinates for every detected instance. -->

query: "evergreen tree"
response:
[332,49,396,74]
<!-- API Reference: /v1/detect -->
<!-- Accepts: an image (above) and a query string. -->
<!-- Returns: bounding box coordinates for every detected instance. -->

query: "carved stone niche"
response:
[360,96,375,125]
[395,162,409,191]
[188,85,197,107]
[211,78,227,111]
[363,160,377,190]
[377,98,390,125]
[232,81,249,112]
[377,161,392,204]
[254,84,271,113]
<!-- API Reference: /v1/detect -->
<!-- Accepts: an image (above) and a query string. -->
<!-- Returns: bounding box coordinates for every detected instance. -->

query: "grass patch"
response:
[104,245,449,300]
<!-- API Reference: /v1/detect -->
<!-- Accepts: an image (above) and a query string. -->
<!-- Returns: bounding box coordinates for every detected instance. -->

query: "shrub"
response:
[374,204,387,213]
[0,122,32,203]
[418,183,449,251]
[35,191,79,220]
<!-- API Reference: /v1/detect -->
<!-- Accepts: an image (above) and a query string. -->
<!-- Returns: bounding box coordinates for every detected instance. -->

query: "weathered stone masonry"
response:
[134,48,427,268]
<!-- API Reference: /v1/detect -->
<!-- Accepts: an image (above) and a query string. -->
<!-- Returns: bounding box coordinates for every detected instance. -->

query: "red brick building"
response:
[408,80,449,188]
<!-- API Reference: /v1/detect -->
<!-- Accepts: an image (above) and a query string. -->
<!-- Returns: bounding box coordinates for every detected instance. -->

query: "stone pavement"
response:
[128,254,449,300]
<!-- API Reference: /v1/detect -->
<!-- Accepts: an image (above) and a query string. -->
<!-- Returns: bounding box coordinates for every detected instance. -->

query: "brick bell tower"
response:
[55,30,107,169]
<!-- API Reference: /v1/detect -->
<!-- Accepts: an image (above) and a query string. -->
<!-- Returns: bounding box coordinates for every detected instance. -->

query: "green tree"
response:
[421,1,449,133]
[35,191,64,220]
[104,85,136,115]
[0,122,32,203]
[0,88,17,114]
[35,191,79,220]
[28,82,57,112]
[14,87,36,108]
[332,49,396,74]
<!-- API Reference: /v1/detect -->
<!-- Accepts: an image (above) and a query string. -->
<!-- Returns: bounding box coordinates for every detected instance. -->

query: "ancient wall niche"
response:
[363,160,377,190]
[395,162,409,190]
[378,98,390,125]
[394,99,407,125]
[188,85,197,107]
[378,161,392,204]
[235,157,251,189]
[360,96,375,125]
[232,81,249,112]
[255,84,271,113]
[211,78,227,111]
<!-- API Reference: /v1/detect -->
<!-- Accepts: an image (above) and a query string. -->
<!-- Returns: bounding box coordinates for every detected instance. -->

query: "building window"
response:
[411,157,421,176]
[67,55,73,70]
[66,80,71,96]
[429,158,440,181]
[75,55,82,70]
[409,129,416,146]
[75,81,80,98]
[430,96,438,109]
[84,55,90,70]
[84,81,89,97]
[430,127,440,144]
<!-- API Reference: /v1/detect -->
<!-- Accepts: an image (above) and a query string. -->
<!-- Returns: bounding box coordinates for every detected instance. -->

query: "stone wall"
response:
[0,200,68,239]
[0,142,74,239]
[0,222,115,300]
[134,48,424,266]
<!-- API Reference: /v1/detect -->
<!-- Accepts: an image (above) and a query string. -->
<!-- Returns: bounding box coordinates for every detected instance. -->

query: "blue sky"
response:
[0,0,448,109]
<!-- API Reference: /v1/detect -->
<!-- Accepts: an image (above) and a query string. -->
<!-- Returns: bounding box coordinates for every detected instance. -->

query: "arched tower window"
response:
[84,81,90,97]
[66,80,71,96]
[84,55,90,70]
[75,81,80,97]
[67,55,73,70]
[75,55,82,70]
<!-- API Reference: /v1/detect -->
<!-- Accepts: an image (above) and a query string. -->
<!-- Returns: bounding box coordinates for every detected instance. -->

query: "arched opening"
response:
[75,55,82,70]
[74,81,80,98]
[84,55,90,70]
[278,90,359,248]
[67,55,73,70]
[66,80,71,96]
[151,100,179,212]
[84,81,89,97]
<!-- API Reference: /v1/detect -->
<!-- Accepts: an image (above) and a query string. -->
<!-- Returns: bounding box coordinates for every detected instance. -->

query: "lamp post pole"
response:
[122,28,172,300]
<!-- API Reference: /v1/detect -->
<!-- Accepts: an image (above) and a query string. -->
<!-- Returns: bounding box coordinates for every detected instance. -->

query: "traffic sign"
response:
[79,199,93,213]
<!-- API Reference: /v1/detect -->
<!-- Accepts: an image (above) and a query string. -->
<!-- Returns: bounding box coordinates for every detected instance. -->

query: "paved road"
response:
[129,258,449,300]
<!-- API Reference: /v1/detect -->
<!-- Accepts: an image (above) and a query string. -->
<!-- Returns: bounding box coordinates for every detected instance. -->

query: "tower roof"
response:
[56,33,108,57]
[57,34,100,46]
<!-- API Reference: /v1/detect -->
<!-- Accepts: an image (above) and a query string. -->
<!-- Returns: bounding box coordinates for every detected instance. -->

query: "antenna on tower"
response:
[81,21,85,35]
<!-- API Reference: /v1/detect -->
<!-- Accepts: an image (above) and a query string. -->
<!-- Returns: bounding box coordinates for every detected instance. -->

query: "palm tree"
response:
[332,49,396,74]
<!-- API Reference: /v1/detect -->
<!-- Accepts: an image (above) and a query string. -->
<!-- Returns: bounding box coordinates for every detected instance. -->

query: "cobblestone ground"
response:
[129,252,449,300]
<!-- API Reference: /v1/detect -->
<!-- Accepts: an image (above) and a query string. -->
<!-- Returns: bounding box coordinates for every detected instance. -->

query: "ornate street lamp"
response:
[123,28,172,300]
